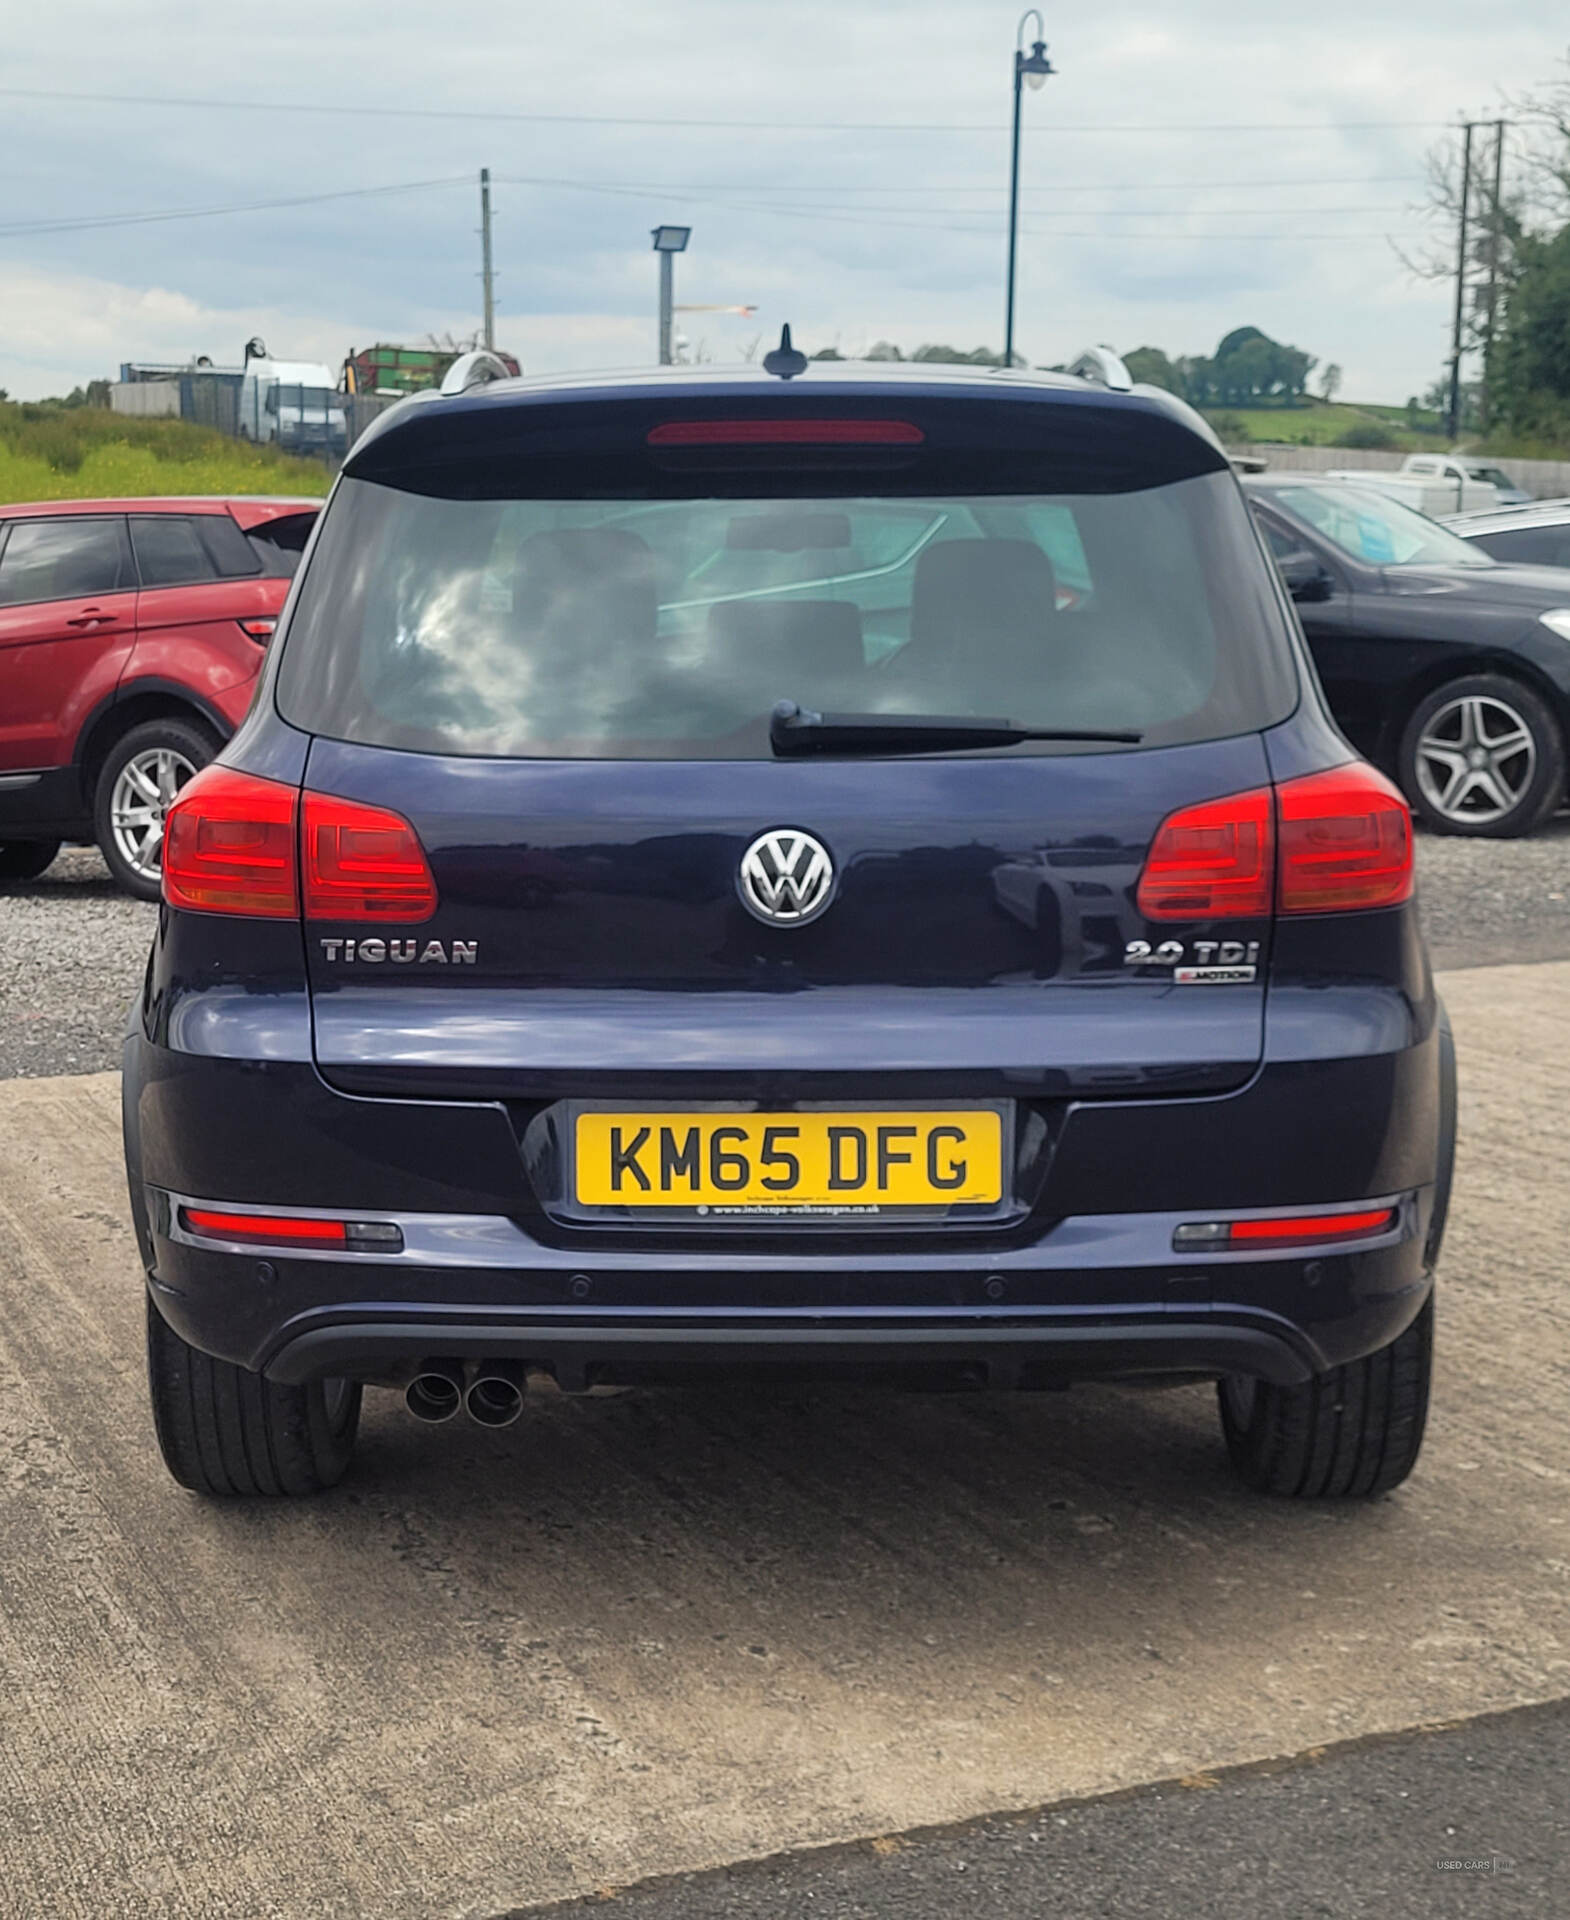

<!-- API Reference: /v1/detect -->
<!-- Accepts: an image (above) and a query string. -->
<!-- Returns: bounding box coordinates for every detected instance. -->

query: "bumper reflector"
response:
[180,1208,404,1253]
[1173,1206,1396,1251]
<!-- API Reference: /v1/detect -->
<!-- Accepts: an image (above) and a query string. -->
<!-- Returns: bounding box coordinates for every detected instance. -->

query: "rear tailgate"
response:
[302,732,1272,1101]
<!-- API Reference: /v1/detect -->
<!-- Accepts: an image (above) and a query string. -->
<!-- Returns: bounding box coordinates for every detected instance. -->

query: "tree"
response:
[863,340,904,362]
[1124,346,1180,392]
[1207,328,1315,405]
[1492,218,1570,441]
[910,344,1006,366]
[1318,363,1343,404]
[1406,61,1570,437]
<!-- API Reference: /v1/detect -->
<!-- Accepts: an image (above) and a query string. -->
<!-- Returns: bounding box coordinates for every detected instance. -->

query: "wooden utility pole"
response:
[480,169,496,351]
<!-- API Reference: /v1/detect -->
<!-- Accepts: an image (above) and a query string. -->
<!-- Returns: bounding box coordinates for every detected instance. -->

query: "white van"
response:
[1398,454,1531,507]
[1324,463,1501,518]
[238,359,349,457]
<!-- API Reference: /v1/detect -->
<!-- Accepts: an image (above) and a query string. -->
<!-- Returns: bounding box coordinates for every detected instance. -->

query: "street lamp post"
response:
[651,225,693,365]
[1005,12,1055,371]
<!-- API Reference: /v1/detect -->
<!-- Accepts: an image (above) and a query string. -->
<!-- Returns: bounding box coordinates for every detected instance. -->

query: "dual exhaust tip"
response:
[405,1359,525,1428]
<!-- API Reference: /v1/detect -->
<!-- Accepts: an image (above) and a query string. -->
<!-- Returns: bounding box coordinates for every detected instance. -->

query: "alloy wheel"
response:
[109,746,198,883]
[1413,692,1536,827]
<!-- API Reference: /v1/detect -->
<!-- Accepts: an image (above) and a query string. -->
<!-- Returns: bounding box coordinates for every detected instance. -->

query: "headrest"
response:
[910,538,1056,651]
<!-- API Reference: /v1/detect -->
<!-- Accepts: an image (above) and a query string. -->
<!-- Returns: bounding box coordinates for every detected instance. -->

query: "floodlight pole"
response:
[659,251,675,365]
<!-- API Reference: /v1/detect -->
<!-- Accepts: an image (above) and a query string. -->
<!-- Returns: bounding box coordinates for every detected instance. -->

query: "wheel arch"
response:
[1379,648,1570,770]
[75,682,232,807]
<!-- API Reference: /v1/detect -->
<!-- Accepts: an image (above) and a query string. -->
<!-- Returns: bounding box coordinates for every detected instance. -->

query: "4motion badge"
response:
[1124,938,1260,985]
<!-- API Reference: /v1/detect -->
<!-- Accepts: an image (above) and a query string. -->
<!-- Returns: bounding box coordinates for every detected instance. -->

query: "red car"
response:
[0,495,319,897]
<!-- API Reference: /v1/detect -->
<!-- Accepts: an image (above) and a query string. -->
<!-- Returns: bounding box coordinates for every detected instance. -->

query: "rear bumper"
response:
[123,981,1454,1390]
[137,1182,1438,1388]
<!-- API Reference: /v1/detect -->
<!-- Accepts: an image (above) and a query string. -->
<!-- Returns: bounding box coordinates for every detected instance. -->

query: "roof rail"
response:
[439,350,515,397]
[1068,346,1134,393]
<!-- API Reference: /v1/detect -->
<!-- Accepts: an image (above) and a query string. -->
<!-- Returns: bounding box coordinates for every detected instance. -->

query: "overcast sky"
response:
[1,1,1564,402]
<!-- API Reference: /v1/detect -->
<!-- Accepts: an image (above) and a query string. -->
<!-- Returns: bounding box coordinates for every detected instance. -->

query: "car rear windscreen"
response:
[277,425,1298,760]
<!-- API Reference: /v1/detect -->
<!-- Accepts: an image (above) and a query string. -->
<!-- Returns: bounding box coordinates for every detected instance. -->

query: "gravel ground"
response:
[3,823,1568,1080]
[0,847,154,1079]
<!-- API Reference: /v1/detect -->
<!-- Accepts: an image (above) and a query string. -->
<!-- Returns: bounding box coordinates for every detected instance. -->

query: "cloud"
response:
[0,0,1564,400]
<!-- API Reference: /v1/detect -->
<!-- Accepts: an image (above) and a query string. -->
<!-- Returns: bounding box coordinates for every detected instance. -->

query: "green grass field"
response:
[1199,398,1447,451]
[0,402,331,504]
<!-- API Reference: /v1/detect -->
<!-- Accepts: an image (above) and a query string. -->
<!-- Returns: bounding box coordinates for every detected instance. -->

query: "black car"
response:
[1445,498,1570,572]
[1246,475,1570,836]
[123,352,1453,1503]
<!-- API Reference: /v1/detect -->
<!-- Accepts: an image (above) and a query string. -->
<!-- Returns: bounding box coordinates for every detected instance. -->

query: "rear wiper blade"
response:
[769,701,1142,756]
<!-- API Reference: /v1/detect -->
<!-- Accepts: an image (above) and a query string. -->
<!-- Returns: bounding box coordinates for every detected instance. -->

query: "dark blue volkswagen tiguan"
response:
[122,349,1454,1499]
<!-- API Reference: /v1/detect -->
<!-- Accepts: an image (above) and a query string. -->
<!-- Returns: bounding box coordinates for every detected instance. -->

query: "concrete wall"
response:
[109,381,181,418]
[1240,442,1570,499]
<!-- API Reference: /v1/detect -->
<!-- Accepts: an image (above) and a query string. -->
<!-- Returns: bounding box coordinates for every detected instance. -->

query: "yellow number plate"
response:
[573,1110,1003,1212]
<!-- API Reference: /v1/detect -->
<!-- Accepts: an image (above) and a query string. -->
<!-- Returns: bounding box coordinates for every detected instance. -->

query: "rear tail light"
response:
[162,776,438,921]
[1174,1205,1396,1250]
[162,766,299,918]
[1276,764,1413,913]
[302,792,438,922]
[1136,787,1273,920]
[1135,763,1414,923]
[236,617,277,643]
[647,418,925,447]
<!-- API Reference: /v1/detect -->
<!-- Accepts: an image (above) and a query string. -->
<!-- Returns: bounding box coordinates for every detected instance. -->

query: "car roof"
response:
[0,496,322,530]
[1239,474,1354,497]
[1442,499,1570,534]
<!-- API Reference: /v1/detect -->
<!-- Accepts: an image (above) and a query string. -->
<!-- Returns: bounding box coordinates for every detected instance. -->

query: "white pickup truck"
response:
[1324,454,1527,517]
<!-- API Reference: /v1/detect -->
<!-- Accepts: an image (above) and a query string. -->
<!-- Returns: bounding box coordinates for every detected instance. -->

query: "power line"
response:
[0,168,1429,246]
[0,85,1453,135]
[0,175,470,239]
[652,173,1427,195]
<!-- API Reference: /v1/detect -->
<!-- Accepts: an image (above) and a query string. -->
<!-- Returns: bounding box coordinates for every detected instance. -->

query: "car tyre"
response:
[94,716,219,900]
[146,1295,361,1497]
[0,839,61,882]
[1397,673,1564,837]
[1218,1295,1433,1498]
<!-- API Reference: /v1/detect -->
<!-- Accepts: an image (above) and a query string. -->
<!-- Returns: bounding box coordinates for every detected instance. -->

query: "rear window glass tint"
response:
[0,517,131,605]
[131,516,219,587]
[1474,525,1570,569]
[279,467,1296,759]
[196,513,264,578]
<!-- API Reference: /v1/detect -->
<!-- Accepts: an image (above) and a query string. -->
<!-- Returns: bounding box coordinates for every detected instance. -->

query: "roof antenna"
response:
[763,324,808,381]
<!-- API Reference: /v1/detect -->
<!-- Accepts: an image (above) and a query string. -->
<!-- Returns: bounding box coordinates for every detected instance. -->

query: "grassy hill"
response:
[0,402,332,503]
[1199,398,1447,452]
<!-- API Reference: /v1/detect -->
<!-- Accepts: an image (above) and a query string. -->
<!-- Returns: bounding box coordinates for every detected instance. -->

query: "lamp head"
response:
[1019,40,1054,89]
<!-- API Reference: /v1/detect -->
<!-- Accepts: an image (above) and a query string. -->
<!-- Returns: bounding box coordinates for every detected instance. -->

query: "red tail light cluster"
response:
[1138,763,1413,922]
[162,768,437,922]
[303,792,438,920]
[1137,786,1273,920]
[161,767,298,918]
[1275,764,1413,913]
